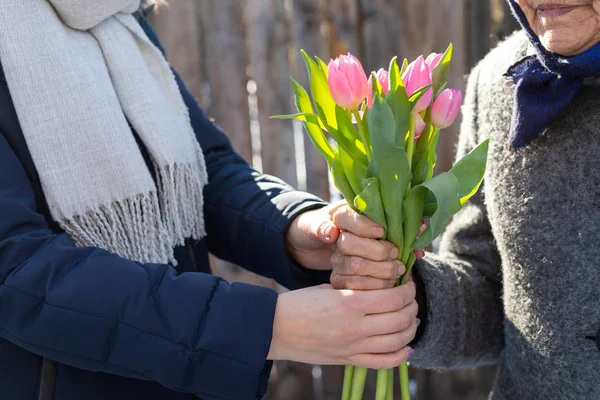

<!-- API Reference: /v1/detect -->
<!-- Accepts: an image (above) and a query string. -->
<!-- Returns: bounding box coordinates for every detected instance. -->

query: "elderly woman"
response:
[0,1,419,399]
[331,0,600,398]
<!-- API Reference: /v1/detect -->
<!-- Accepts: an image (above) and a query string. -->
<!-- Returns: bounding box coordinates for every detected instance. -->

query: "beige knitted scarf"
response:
[0,0,207,265]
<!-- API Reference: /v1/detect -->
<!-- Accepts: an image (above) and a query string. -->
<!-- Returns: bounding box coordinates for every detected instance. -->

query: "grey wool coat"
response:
[411,30,600,399]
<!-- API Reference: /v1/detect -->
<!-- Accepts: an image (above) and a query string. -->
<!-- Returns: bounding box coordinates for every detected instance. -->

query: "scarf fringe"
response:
[61,160,206,265]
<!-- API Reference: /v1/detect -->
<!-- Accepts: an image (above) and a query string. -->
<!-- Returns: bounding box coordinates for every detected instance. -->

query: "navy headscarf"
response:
[505,0,600,148]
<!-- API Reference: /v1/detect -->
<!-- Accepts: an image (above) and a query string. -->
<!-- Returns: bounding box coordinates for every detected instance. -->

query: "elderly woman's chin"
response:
[517,0,600,56]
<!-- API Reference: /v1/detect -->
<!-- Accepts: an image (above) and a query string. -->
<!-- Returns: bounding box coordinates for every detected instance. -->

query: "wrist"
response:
[267,293,289,361]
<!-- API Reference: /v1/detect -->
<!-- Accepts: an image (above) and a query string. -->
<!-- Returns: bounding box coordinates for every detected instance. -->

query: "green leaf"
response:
[434,82,449,99]
[432,43,453,97]
[388,57,399,90]
[271,112,327,130]
[354,177,388,233]
[385,62,411,146]
[301,50,338,131]
[420,139,490,219]
[315,56,330,77]
[448,139,490,206]
[426,129,441,181]
[371,71,383,99]
[400,58,409,75]
[333,106,369,166]
[339,146,367,196]
[401,183,426,262]
[409,84,433,112]
[408,109,434,187]
[330,154,357,206]
[289,77,335,162]
[368,96,412,250]
[413,172,461,249]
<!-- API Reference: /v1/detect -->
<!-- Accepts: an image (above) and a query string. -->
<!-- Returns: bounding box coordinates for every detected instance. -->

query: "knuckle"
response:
[331,274,348,290]
[396,313,412,330]
[382,262,399,279]
[338,324,360,341]
[332,206,350,227]
[336,232,353,254]
[392,290,408,310]
[346,256,364,275]
[369,357,389,370]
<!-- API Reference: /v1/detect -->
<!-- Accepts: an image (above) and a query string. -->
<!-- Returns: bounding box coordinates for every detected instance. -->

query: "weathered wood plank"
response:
[290,0,331,201]
[150,1,205,101]
[198,0,252,162]
[197,0,274,288]
[247,0,298,188]
[466,0,492,67]
[327,0,360,56]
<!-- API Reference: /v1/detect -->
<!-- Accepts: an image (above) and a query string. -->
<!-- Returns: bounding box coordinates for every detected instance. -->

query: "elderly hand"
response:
[286,201,424,289]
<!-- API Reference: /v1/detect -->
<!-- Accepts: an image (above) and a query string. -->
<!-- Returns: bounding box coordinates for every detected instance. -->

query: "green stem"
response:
[402,253,417,285]
[375,369,388,400]
[342,365,354,400]
[399,362,411,400]
[406,114,416,166]
[352,109,372,161]
[375,369,390,400]
[426,128,440,181]
[350,367,368,400]
[386,368,394,400]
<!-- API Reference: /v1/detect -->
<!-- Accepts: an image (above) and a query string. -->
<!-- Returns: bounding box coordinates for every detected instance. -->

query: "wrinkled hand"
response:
[286,201,424,289]
[328,203,425,290]
[267,283,419,369]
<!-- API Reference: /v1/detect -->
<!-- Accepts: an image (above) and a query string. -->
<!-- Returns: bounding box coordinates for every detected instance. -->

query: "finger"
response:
[330,273,397,291]
[337,232,398,261]
[332,205,385,239]
[315,220,341,244]
[331,252,405,280]
[413,248,425,259]
[358,320,419,354]
[359,282,416,315]
[361,300,419,336]
[347,346,416,370]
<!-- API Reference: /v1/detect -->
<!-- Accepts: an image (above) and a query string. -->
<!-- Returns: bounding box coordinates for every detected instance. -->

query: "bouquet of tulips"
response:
[274,45,489,400]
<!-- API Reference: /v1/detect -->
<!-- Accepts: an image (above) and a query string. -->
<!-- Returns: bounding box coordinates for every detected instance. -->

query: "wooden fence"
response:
[151,1,520,399]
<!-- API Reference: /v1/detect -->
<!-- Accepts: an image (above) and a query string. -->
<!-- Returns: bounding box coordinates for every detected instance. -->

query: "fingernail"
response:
[372,227,385,238]
[390,247,399,259]
[407,349,416,359]
[396,262,405,276]
[324,225,333,239]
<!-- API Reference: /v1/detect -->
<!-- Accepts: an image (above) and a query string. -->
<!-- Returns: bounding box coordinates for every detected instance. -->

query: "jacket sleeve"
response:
[410,64,505,369]
[0,132,278,399]
[137,16,331,290]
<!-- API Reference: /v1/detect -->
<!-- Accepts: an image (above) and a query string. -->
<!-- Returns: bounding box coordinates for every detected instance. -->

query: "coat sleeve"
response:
[409,64,505,369]
[138,16,331,290]
[0,132,277,399]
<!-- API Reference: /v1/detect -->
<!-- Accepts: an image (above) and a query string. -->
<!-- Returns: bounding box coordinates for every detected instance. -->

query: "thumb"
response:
[315,220,341,245]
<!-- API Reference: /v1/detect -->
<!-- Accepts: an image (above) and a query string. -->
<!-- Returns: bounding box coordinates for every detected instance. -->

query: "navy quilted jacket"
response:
[0,12,328,400]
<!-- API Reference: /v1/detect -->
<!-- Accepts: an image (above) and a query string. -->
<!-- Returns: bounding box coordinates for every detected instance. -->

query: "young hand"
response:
[267,283,419,369]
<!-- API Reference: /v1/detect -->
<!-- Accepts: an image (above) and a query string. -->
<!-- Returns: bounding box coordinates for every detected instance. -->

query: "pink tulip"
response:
[431,88,463,129]
[328,53,369,109]
[367,68,390,109]
[426,52,443,70]
[414,114,427,140]
[402,56,433,114]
